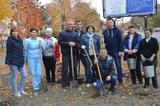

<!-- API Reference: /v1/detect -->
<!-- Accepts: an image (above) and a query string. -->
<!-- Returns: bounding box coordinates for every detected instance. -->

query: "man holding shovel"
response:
[92,48,117,95]
[58,19,79,91]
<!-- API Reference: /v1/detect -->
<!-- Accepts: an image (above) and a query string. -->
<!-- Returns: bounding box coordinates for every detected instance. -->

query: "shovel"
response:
[70,46,78,87]
[76,48,84,85]
[90,40,106,97]
[1,67,12,87]
[39,41,48,92]
[83,47,93,66]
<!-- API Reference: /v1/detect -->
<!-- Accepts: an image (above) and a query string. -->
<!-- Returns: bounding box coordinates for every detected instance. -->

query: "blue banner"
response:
[103,0,156,18]
[127,0,154,14]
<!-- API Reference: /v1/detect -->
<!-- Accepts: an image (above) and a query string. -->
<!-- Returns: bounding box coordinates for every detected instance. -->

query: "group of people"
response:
[5,27,58,97]
[5,18,159,97]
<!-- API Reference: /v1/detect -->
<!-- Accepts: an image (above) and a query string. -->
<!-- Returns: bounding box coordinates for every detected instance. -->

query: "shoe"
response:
[93,82,97,86]
[153,85,158,89]
[107,90,114,95]
[51,82,56,86]
[14,92,21,97]
[62,86,67,92]
[131,83,136,86]
[119,82,123,86]
[144,85,149,88]
[62,88,67,92]
[20,91,27,95]
[86,84,90,87]
[140,82,144,86]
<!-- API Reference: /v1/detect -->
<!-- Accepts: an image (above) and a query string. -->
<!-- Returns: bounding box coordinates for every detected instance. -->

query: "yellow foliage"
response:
[0,0,12,23]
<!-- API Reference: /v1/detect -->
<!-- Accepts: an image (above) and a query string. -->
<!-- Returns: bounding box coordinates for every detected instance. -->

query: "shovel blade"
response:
[39,78,48,92]
[70,80,78,88]
[77,77,84,85]
[1,74,12,87]
[99,89,108,98]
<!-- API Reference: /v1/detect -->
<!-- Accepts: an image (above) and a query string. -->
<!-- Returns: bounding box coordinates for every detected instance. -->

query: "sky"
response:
[40,0,160,23]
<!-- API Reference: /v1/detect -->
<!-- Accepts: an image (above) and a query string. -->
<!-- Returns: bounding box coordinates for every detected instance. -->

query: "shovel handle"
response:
[84,48,92,66]
[70,46,75,80]
[90,40,103,84]
[39,40,44,78]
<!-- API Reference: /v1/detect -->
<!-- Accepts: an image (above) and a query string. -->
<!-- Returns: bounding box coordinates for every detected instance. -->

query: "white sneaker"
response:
[63,89,67,92]
[20,91,27,95]
[14,92,21,97]
[86,84,90,87]
[93,82,97,86]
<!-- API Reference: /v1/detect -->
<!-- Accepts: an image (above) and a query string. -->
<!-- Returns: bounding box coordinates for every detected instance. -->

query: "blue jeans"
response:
[96,75,117,91]
[28,58,42,90]
[108,52,123,83]
[83,55,96,84]
[9,65,27,93]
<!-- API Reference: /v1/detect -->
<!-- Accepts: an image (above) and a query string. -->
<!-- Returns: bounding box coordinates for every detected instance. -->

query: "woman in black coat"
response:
[5,27,27,97]
[139,28,159,88]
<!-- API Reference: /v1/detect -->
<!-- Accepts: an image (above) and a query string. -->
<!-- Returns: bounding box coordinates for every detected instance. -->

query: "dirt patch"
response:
[0,67,160,106]
[0,52,160,106]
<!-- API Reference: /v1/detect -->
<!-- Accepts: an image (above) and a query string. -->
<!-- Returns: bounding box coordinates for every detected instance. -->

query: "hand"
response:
[106,76,111,81]
[50,43,54,47]
[125,49,132,55]
[119,52,123,56]
[149,56,154,62]
[101,38,104,43]
[132,49,137,54]
[125,49,129,53]
[141,55,146,62]
[25,60,28,65]
[128,50,134,55]
[81,45,86,49]
[39,41,42,48]
[69,42,75,47]
[5,64,9,69]
[94,59,98,64]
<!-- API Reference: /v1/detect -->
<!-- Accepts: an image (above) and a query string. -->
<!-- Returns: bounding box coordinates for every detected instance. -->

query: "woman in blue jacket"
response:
[24,28,45,91]
[5,27,27,97]
[81,24,101,87]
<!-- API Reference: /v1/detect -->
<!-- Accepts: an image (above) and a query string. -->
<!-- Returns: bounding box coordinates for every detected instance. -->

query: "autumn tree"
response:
[45,3,59,31]
[10,0,45,38]
[130,17,144,29]
[68,1,101,31]
[0,0,12,48]
[44,0,72,32]
[148,4,160,27]
[0,0,12,24]
[45,0,101,33]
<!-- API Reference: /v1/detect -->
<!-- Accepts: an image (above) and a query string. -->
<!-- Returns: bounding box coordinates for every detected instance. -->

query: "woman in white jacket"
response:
[43,28,57,86]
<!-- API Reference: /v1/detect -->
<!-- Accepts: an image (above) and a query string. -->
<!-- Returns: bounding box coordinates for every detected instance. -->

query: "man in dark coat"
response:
[92,48,117,94]
[74,20,86,78]
[58,19,79,91]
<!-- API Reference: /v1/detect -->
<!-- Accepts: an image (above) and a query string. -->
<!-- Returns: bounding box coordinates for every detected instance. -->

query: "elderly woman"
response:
[81,24,101,87]
[24,28,45,91]
[5,27,27,97]
[43,28,57,86]
[139,29,159,89]
[123,25,142,85]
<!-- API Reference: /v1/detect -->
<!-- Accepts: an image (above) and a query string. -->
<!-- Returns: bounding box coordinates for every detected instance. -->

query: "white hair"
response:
[45,28,53,33]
